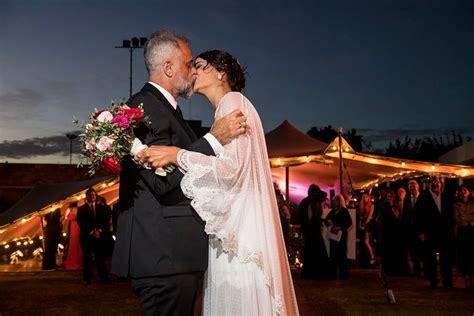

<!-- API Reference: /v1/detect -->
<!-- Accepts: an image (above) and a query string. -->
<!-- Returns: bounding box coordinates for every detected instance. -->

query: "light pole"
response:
[66,133,77,164]
[115,37,148,97]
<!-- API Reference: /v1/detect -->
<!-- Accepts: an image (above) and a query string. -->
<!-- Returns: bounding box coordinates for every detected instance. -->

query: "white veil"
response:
[178,92,299,315]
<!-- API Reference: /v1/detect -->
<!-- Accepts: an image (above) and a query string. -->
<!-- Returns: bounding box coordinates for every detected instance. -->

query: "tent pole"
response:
[338,128,344,195]
[285,166,290,204]
[40,216,46,251]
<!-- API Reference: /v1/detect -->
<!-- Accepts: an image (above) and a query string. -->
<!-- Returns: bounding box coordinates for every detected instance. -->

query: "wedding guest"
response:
[414,176,454,289]
[402,180,422,276]
[42,208,62,270]
[453,186,474,290]
[64,202,83,271]
[326,194,352,279]
[359,193,376,266]
[96,196,114,257]
[378,189,409,276]
[298,184,330,279]
[77,189,112,284]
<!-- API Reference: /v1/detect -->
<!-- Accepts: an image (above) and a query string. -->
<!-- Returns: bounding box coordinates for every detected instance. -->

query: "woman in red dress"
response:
[64,202,83,270]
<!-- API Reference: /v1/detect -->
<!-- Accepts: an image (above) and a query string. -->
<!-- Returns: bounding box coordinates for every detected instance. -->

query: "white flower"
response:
[86,123,93,130]
[96,136,114,151]
[97,111,113,123]
[121,105,130,110]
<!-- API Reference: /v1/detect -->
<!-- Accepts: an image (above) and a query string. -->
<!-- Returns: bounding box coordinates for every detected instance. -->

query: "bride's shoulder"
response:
[218,92,249,114]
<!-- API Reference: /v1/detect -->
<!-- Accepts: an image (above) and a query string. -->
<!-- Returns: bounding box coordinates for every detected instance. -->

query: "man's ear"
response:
[163,61,173,77]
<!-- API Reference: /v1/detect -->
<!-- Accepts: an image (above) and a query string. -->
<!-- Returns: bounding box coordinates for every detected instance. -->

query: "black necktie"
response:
[176,105,184,119]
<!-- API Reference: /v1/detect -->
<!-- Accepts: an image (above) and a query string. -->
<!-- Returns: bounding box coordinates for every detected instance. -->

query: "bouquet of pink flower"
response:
[74,101,151,175]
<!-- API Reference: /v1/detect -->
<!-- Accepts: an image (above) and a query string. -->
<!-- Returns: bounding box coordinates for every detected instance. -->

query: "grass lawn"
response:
[0,269,473,315]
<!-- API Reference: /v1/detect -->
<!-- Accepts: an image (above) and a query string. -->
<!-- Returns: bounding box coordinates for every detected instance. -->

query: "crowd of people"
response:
[291,176,474,290]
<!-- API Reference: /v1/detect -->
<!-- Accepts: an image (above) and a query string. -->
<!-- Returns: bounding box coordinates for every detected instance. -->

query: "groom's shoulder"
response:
[127,84,167,110]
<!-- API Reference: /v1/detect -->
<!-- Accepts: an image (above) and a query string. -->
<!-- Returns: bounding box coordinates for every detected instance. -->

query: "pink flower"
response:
[85,139,95,150]
[86,123,93,130]
[112,115,130,129]
[92,109,105,119]
[101,157,121,174]
[97,111,113,123]
[121,105,130,110]
[96,136,114,151]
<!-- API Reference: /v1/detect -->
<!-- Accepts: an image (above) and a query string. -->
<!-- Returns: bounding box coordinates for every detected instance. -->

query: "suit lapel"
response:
[142,83,197,142]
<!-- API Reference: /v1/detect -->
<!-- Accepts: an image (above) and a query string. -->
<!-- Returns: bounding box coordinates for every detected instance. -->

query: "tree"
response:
[384,132,467,162]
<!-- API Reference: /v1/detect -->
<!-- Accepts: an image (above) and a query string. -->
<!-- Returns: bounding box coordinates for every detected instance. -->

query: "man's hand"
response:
[210,109,247,145]
[136,145,180,169]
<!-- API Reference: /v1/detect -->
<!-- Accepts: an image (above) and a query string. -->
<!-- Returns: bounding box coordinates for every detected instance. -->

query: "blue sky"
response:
[0,0,473,163]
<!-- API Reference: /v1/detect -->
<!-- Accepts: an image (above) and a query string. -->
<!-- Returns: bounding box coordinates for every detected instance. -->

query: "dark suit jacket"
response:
[414,190,454,242]
[77,203,111,244]
[112,83,214,278]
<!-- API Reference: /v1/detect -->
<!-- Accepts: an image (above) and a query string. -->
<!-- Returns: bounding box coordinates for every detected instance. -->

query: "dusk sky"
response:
[0,0,473,163]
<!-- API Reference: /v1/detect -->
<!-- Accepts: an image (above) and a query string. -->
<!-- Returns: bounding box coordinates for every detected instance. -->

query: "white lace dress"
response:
[178,92,299,315]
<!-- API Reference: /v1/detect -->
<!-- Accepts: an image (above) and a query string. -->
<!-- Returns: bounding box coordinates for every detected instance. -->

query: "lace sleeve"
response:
[177,92,253,252]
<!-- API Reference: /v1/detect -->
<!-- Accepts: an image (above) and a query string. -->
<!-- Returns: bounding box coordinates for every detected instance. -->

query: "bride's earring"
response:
[217,73,223,81]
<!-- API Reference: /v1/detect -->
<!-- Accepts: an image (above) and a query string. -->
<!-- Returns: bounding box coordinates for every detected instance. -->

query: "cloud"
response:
[0,88,46,108]
[0,132,81,159]
[0,88,49,123]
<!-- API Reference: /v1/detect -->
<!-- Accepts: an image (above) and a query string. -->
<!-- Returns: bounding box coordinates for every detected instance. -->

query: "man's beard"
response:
[175,76,194,99]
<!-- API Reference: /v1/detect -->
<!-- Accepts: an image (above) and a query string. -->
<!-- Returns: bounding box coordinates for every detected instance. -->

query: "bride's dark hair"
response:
[196,50,246,92]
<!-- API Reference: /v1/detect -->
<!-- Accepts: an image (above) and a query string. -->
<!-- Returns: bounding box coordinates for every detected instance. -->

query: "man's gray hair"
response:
[144,30,190,75]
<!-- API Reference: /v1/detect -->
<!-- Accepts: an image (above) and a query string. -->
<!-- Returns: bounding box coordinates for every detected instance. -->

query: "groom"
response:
[111,31,246,315]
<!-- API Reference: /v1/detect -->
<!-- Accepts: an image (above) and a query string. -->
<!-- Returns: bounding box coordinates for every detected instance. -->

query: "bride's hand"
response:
[136,146,181,169]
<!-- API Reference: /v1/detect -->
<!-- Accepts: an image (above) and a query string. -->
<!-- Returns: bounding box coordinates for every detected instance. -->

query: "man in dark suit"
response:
[111,30,246,315]
[77,188,112,284]
[414,176,454,289]
[402,180,422,276]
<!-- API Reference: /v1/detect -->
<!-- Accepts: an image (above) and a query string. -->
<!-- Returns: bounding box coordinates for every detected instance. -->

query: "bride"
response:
[137,50,299,315]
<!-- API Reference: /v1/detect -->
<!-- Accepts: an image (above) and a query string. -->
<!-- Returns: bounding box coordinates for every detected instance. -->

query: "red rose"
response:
[122,108,143,123]
[101,157,122,174]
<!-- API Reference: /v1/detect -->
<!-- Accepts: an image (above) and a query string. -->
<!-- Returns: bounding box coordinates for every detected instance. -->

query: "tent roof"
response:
[268,128,474,202]
[265,120,327,158]
[0,176,113,228]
